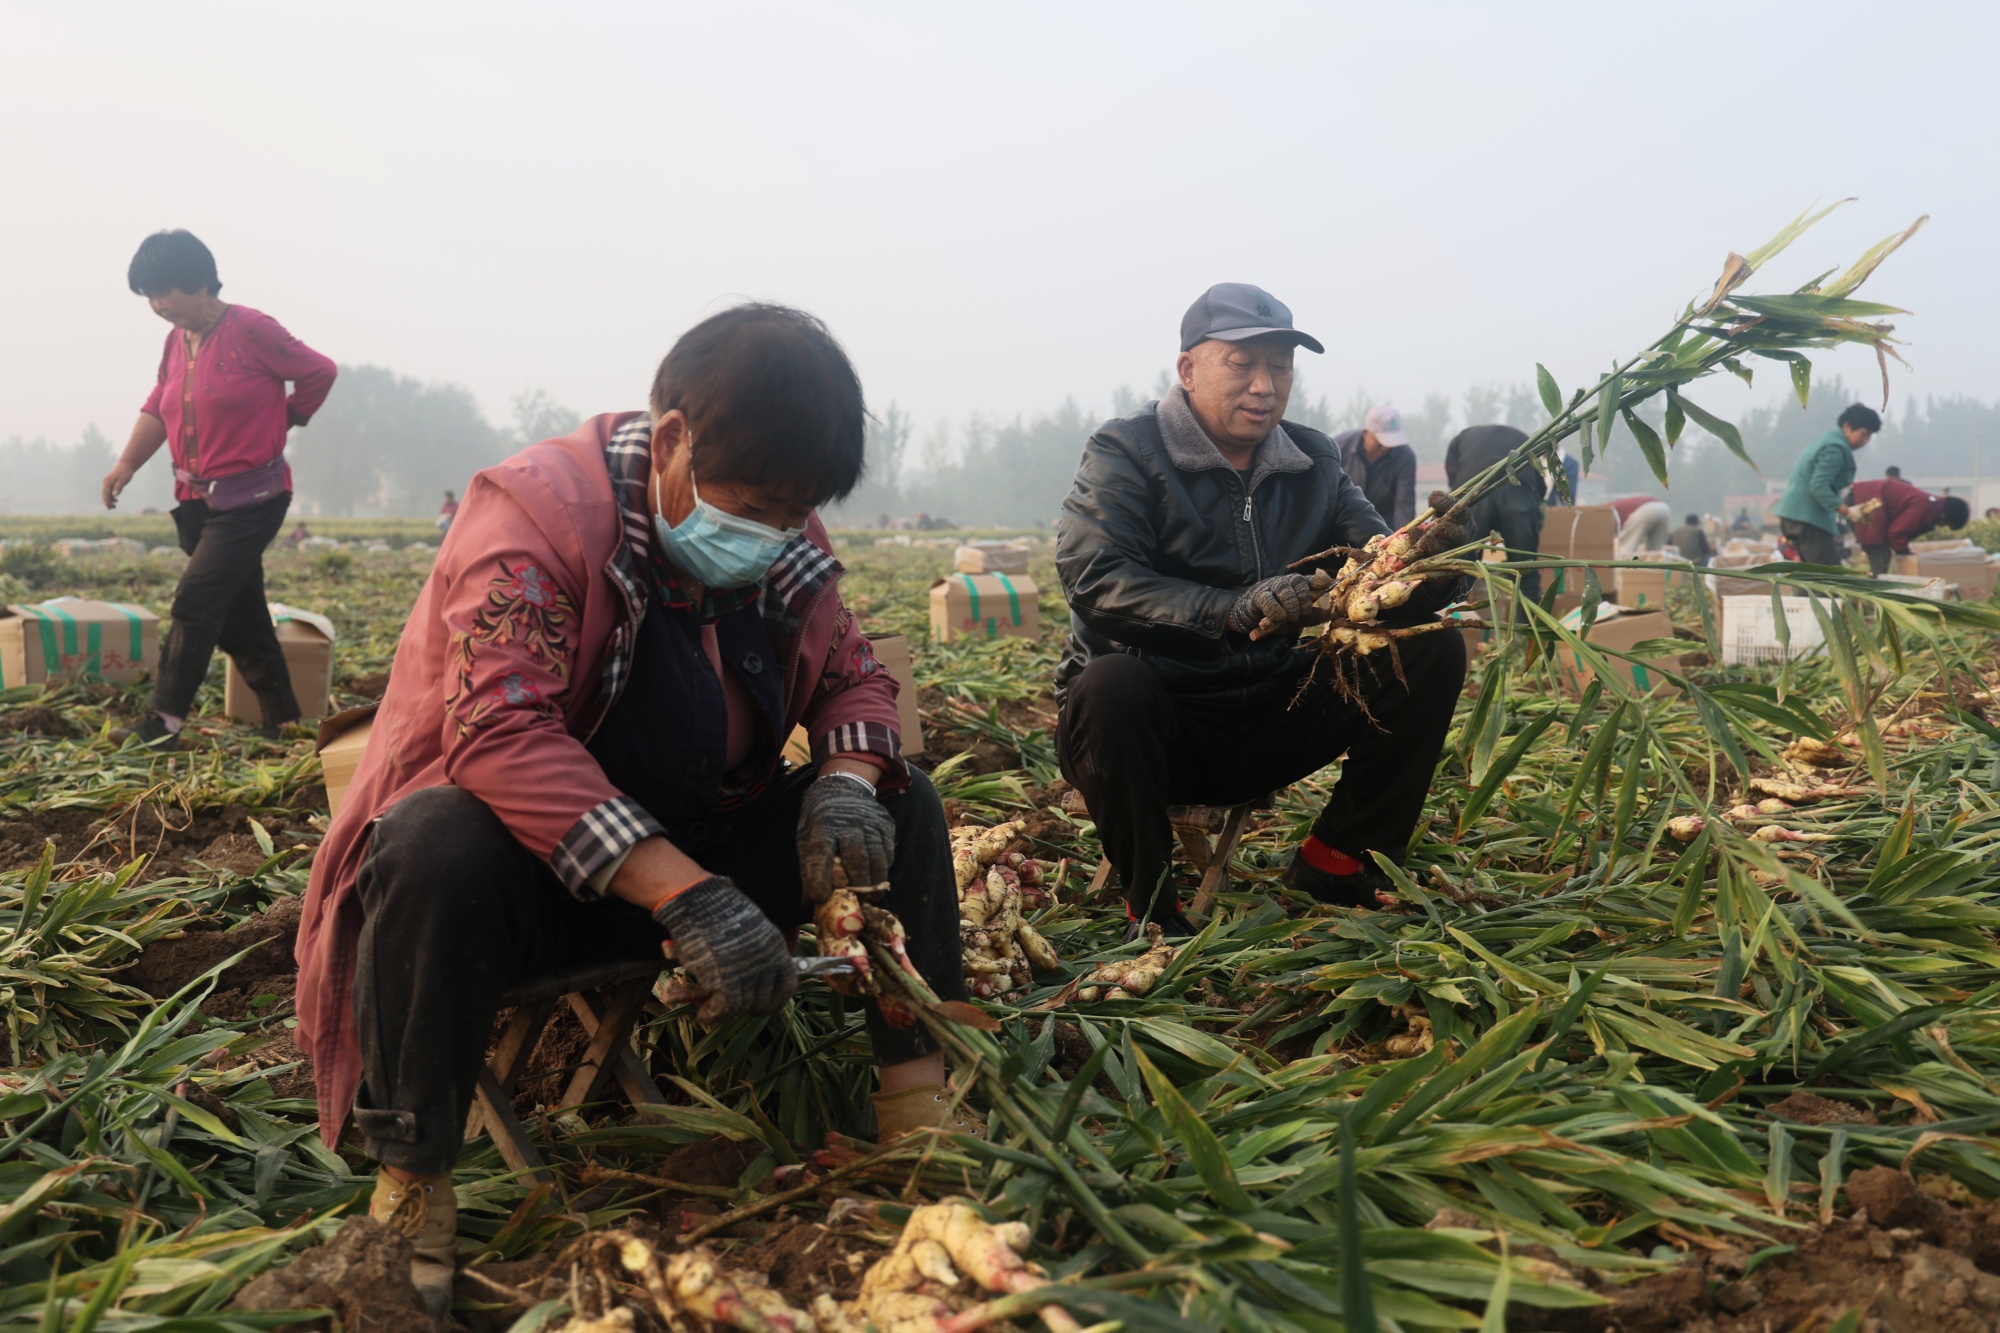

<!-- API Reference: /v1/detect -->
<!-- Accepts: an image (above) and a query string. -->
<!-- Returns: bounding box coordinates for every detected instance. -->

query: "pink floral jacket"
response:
[295,412,904,1142]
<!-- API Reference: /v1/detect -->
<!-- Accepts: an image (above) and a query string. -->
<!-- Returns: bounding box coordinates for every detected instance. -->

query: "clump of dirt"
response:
[732,1217,881,1305]
[343,671,391,700]
[232,1215,436,1333]
[1,705,78,737]
[1766,1090,1879,1126]
[658,1134,762,1188]
[125,894,303,1019]
[1544,1169,2000,1332]
[455,1257,561,1332]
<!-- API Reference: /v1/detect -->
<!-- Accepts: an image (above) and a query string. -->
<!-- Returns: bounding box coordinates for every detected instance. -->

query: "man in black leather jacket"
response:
[1055,284,1468,936]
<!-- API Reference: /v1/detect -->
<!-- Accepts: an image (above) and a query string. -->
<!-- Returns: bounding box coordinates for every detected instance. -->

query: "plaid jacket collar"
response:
[593,415,839,725]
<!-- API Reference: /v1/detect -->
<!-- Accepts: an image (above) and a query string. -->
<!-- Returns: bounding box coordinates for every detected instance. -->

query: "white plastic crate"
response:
[1875,573,1953,601]
[1720,595,1828,665]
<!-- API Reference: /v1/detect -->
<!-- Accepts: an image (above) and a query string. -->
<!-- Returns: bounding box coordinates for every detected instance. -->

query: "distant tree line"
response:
[5,361,1994,524]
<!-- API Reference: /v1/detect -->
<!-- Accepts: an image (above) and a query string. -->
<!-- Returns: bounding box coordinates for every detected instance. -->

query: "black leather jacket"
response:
[1055,392,1395,705]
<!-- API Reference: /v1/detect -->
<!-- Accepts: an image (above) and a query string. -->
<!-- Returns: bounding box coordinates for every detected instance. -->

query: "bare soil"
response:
[0,799,318,874]
[125,893,304,1019]
[1542,1169,2000,1332]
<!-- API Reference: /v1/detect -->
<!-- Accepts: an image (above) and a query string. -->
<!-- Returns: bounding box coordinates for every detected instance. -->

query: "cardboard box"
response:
[1540,505,1618,560]
[0,598,158,687]
[1896,551,1996,600]
[317,710,375,817]
[784,632,926,763]
[1614,566,1671,610]
[1551,604,1681,696]
[224,604,337,725]
[953,541,1031,575]
[929,573,1040,642]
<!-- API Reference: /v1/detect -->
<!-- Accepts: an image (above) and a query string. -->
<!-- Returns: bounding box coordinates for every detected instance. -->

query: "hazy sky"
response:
[5,1,1995,456]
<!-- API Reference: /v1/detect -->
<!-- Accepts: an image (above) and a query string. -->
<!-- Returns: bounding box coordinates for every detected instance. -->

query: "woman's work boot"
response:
[369,1168,457,1317]
[872,1083,985,1143]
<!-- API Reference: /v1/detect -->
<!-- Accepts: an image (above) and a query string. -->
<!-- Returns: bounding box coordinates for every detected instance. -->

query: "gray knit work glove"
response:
[1227,571,1334,639]
[652,875,798,1024]
[797,773,898,905]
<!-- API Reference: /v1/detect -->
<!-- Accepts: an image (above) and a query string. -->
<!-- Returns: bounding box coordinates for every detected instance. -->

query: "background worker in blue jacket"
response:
[1774,404,1881,565]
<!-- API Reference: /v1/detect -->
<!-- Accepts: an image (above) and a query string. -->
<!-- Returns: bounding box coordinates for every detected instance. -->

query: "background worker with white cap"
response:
[1333,403,1418,529]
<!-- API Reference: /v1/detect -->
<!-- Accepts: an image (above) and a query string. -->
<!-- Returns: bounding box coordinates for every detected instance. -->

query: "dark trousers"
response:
[152,494,298,723]
[1781,517,1845,567]
[1466,486,1544,610]
[1056,632,1466,918]
[350,766,966,1174]
[1863,543,1894,576]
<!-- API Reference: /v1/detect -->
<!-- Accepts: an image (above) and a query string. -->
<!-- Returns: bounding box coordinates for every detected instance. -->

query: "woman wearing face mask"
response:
[293,304,971,1311]
[106,229,338,746]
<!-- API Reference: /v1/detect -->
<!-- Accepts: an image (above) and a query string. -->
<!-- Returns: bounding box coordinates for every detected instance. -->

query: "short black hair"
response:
[1685,513,1700,527]
[1838,403,1883,434]
[1885,465,1902,479]
[1943,497,1971,529]
[650,303,865,505]
[127,230,220,298]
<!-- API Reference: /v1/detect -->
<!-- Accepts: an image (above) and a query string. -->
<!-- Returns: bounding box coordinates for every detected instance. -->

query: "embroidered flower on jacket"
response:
[495,672,543,705]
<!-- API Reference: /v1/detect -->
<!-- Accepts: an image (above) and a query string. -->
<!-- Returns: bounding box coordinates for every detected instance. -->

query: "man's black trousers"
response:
[1057,631,1466,919]
[152,494,299,724]
[350,766,967,1174]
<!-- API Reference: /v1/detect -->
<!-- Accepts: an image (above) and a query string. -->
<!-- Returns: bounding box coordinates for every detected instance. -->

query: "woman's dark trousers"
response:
[350,766,967,1174]
[151,493,299,724]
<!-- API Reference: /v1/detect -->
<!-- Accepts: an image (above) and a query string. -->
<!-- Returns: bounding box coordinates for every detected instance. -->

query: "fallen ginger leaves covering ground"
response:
[4,531,2000,1331]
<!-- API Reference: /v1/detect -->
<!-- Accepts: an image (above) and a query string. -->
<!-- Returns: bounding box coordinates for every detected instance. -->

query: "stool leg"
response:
[560,978,654,1110]
[568,988,670,1109]
[1191,803,1255,919]
[466,996,556,1144]
[1087,857,1115,898]
[471,1068,554,1183]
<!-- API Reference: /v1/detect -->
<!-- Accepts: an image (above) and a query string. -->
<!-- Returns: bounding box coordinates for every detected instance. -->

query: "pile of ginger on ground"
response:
[558,1198,1074,1333]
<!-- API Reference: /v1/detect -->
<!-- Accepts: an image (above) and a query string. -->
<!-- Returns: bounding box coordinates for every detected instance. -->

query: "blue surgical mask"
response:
[651,457,803,589]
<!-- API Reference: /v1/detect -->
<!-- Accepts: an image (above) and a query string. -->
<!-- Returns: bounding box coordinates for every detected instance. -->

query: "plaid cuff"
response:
[810,720,908,787]
[552,796,664,898]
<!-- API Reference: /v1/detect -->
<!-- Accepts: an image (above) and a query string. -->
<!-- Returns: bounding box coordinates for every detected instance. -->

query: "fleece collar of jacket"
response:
[1156,387,1312,490]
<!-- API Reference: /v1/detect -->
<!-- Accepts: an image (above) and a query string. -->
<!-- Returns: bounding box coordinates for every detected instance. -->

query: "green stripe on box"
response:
[25,608,58,678]
[1632,663,1652,693]
[110,604,146,664]
[42,603,94,675]
[959,574,981,625]
[992,572,1023,626]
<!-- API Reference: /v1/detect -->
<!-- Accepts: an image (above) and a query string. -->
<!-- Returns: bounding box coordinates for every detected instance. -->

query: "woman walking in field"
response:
[103,229,337,745]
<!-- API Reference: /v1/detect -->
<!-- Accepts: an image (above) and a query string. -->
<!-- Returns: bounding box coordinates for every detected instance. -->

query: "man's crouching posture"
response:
[1056,284,1468,936]
[295,305,971,1309]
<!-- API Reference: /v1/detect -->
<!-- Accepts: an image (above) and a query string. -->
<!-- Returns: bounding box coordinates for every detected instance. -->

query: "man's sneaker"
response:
[872,1083,986,1142]
[1283,849,1397,908]
[1123,903,1197,942]
[369,1168,457,1317]
[110,713,181,749]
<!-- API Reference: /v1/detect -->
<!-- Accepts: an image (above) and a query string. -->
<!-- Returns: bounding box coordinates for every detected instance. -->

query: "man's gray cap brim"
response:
[1201,325,1326,355]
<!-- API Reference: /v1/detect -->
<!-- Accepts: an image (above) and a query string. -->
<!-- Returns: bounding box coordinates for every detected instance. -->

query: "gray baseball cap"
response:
[1180,282,1324,354]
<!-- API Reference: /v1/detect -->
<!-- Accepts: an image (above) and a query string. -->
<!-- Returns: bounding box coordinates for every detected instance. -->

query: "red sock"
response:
[1298,835,1362,876]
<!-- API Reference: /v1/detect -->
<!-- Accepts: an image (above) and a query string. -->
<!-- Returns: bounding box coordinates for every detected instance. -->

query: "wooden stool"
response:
[1063,792,1270,919]
[465,958,669,1182]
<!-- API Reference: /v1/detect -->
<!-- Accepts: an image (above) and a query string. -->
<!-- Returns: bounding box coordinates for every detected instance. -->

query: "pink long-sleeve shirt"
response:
[139,305,337,503]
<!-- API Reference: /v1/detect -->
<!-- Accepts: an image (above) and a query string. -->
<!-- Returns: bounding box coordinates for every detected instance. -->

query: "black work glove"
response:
[797,772,898,904]
[1393,493,1477,620]
[652,875,797,1024]
[1226,571,1333,640]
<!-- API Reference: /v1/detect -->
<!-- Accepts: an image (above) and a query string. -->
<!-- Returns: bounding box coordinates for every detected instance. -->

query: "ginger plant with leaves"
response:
[1301,201,1929,673]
